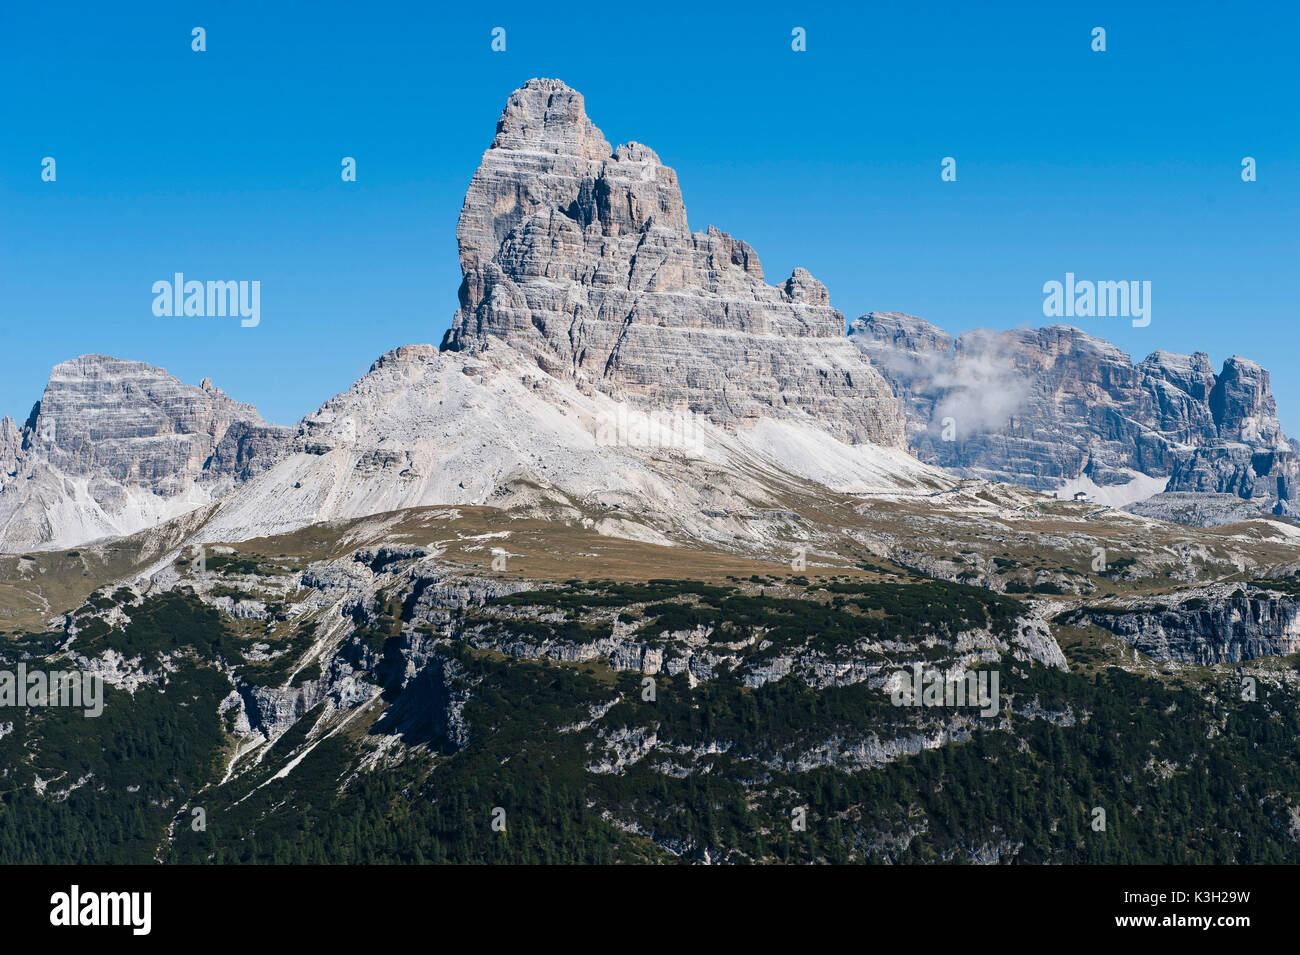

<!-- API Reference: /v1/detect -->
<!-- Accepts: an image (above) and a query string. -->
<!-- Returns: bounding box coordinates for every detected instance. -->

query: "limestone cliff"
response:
[443,78,904,447]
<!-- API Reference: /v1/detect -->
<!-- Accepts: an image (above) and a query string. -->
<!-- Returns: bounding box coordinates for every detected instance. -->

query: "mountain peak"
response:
[492,78,612,161]
[0,356,290,552]
[852,313,953,353]
[444,81,904,447]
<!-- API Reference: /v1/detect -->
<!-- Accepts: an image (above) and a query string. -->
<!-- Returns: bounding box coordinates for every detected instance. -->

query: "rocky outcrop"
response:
[1067,583,1300,664]
[1125,492,1272,528]
[851,313,1299,520]
[1163,357,1300,508]
[443,78,904,447]
[204,419,293,484]
[0,417,19,479]
[0,356,290,551]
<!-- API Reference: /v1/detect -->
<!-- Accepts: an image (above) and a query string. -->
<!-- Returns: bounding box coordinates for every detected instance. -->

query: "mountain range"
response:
[852,312,1299,524]
[3,79,1299,866]
[3,81,1294,551]
[1,77,933,556]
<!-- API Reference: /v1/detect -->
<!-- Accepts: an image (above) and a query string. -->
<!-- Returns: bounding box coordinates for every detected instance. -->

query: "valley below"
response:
[3,488,1299,864]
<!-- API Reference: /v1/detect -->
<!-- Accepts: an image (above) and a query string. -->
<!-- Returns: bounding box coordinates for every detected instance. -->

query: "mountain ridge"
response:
[3,79,1299,554]
[0,78,928,554]
[851,311,1299,521]
[0,354,290,552]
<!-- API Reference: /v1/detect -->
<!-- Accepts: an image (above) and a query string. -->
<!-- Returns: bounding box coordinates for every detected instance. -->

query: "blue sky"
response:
[2,1,1297,430]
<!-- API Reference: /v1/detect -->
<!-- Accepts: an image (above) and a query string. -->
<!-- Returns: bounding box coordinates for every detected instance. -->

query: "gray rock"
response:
[21,356,281,487]
[1069,584,1300,664]
[0,355,290,550]
[443,78,904,447]
[204,420,291,484]
[851,313,1299,520]
[0,417,19,479]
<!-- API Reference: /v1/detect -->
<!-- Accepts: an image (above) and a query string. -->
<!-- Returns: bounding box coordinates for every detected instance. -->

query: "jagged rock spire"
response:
[444,78,904,447]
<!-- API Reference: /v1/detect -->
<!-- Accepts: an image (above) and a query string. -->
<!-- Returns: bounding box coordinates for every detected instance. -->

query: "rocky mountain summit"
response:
[443,78,904,447]
[851,312,1299,522]
[0,79,925,556]
[0,356,288,551]
[4,79,1297,557]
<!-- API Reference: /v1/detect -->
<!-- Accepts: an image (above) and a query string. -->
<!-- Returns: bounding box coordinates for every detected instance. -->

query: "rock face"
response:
[206,419,293,484]
[21,358,281,490]
[0,417,19,480]
[0,356,290,551]
[1068,584,1300,665]
[1161,357,1300,508]
[851,313,1299,519]
[443,78,904,447]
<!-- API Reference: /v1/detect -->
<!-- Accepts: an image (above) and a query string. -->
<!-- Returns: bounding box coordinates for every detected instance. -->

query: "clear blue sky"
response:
[2,1,1297,430]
